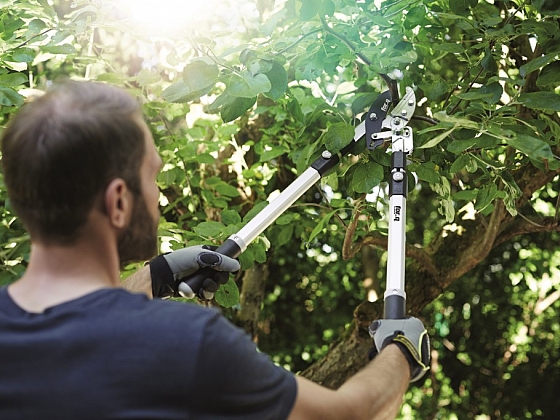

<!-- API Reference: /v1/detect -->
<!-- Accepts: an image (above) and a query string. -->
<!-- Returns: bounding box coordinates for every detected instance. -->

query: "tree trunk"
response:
[237,264,268,342]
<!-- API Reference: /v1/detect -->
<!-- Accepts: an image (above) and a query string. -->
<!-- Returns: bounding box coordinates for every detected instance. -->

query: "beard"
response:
[117,193,158,266]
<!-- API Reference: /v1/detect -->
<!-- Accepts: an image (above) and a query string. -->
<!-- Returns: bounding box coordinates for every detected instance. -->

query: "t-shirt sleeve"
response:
[188,311,297,420]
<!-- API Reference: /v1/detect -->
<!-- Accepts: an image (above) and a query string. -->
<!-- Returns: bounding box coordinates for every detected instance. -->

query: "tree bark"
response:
[237,264,268,342]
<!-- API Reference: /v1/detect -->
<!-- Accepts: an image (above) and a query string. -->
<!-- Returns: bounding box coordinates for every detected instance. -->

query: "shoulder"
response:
[99,288,223,330]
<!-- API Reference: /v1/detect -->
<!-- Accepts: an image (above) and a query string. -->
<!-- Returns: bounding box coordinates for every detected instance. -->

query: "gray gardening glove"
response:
[369,317,430,382]
[149,245,240,300]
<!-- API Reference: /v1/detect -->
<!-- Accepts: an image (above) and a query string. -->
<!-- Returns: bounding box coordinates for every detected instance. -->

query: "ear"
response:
[104,178,132,229]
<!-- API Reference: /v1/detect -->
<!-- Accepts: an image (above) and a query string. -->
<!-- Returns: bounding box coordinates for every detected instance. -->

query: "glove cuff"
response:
[392,339,429,383]
[149,253,176,298]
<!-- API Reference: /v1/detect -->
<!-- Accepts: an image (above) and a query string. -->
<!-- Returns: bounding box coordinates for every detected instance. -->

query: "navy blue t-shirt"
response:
[0,287,297,419]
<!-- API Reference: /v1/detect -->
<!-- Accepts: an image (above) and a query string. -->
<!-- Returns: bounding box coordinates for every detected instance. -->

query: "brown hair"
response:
[1,80,146,244]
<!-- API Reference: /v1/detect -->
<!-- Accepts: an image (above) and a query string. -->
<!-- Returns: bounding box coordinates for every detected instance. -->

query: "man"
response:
[0,80,429,419]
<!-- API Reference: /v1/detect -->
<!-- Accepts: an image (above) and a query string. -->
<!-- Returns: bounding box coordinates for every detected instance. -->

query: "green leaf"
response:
[351,93,378,115]
[260,9,287,37]
[221,209,242,225]
[215,183,240,197]
[420,78,449,100]
[458,82,502,104]
[193,221,226,238]
[27,18,47,34]
[481,49,498,73]
[0,73,27,87]
[447,139,475,153]
[427,113,480,130]
[299,0,321,20]
[348,161,384,193]
[135,69,161,87]
[419,127,456,149]
[229,72,271,98]
[11,47,35,62]
[475,183,498,211]
[252,242,267,263]
[161,81,191,102]
[506,134,556,163]
[0,15,24,40]
[260,144,288,162]
[449,0,477,15]
[533,0,560,16]
[321,0,335,16]
[474,133,500,149]
[264,61,287,101]
[42,44,76,54]
[275,224,294,246]
[413,162,440,184]
[182,60,218,91]
[219,94,256,123]
[189,153,215,164]
[537,61,560,86]
[214,278,240,308]
[453,189,478,201]
[450,155,471,174]
[0,87,24,107]
[518,92,560,111]
[288,98,304,123]
[275,214,294,225]
[520,54,557,77]
[96,72,126,84]
[308,209,338,244]
[499,171,522,216]
[323,122,355,154]
[432,43,465,53]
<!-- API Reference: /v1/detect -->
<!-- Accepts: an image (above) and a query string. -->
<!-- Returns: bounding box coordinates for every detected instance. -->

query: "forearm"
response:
[121,265,153,298]
[290,344,410,420]
[338,344,409,420]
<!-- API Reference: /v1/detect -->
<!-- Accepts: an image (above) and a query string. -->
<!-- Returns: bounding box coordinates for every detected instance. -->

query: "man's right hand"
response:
[369,317,430,382]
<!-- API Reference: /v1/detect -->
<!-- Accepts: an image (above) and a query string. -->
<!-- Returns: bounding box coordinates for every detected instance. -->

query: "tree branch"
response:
[442,199,506,286]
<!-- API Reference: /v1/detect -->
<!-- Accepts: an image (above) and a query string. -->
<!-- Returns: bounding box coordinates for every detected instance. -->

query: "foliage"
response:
[1,0,560,418]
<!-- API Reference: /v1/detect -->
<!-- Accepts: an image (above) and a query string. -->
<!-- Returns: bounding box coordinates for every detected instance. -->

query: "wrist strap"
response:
[149,254,176,298]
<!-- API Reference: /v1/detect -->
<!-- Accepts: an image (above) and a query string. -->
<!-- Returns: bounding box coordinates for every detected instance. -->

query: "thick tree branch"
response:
[442,199,506,287]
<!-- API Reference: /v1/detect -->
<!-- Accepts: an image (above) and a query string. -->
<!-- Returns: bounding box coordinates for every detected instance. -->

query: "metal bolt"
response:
[369,113,378,121]
[393,172,404,181]
[408,99,414,106]
[371,133,378,139]
[401,110,408,116]
[393,117,402,125]
[322,151,332,159]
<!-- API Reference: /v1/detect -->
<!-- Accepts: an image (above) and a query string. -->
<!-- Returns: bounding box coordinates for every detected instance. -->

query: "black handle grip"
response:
[384,294,406,319]
[178,239,242,300]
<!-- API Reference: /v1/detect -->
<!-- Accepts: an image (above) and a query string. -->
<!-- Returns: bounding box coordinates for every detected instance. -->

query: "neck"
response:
[8,218,122,313]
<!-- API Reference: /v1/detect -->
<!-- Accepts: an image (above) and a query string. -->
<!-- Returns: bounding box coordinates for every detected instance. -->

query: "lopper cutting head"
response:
[350,86,416,152]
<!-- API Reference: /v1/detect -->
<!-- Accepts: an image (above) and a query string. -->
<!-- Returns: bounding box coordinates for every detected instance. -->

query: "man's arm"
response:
[121,265,153,297]
[288,344,409,420]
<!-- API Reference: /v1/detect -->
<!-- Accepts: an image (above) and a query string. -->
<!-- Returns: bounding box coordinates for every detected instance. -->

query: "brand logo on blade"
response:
[381,99,391,111]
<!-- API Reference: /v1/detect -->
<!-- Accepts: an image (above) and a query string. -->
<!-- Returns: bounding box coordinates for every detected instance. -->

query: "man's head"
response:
[1,80,160,263]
